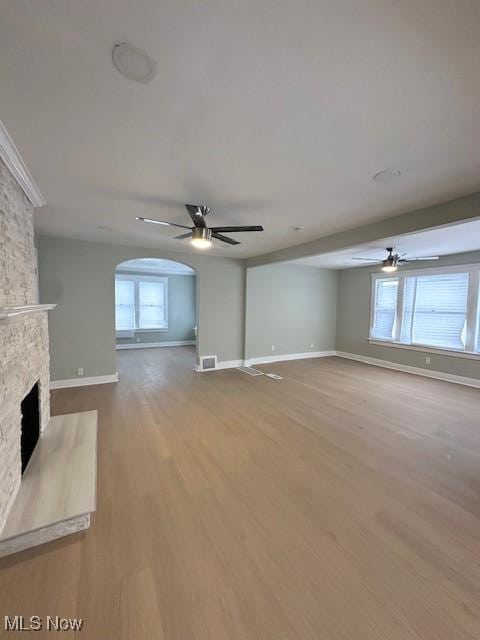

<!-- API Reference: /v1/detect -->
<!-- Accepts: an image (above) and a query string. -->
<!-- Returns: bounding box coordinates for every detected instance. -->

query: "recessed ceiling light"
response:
[372,169,402,183]
[112,42,157,84]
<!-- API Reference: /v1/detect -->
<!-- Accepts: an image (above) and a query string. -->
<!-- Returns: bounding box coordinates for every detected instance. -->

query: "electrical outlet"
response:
[271,345,275,351]
[310,343,314,349]
[425,356,431,365]
[77,367,84,376]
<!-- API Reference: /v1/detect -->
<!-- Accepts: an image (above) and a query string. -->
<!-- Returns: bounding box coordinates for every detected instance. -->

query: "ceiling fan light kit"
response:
[190,227,212,249]
[382,264,398,273]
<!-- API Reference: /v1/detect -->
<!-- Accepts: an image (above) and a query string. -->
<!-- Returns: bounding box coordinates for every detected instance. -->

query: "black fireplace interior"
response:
[21,382,40,474]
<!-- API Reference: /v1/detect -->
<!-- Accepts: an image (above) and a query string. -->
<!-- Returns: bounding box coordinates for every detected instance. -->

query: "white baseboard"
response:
[194,351,336,372]
[216,359,244,370]
[336,351,480,389]
[116,340,195,350]
[245,351,336,366]
[50,373,119,389]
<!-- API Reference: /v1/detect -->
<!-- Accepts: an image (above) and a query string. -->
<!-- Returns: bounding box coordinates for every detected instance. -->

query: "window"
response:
[371,278,398,340]
[370,265,480,356]
[115,279,135,331]
[115,275,168,332]
[138,281,167,329]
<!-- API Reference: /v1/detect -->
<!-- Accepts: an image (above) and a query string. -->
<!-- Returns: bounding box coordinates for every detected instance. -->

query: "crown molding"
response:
[0,120,46,208]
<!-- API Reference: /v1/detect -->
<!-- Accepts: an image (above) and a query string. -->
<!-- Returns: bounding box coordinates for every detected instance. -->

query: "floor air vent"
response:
[200,356,217,371]
[238,366,264,376]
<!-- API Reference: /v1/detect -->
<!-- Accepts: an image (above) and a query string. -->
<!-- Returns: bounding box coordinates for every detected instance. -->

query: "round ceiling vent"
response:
[112,42,157,84]
[372,169,402,183]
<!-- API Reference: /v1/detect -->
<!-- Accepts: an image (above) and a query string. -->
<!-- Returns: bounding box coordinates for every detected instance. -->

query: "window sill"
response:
[368,339,480,361]
[116,328,168,337]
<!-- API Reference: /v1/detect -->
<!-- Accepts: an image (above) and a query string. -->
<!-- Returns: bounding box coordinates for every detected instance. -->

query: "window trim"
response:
[369,263,480,359]
[115,273,168,333]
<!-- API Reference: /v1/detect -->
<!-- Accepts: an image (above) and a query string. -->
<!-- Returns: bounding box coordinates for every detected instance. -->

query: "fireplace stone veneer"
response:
[0,152,51,533]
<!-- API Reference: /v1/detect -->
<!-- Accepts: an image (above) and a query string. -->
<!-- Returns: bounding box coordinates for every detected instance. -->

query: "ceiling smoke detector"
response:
[112,42,157,84]
[372,169,402,183]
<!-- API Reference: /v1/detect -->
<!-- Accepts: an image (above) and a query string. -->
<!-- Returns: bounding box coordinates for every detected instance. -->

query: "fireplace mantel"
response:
[0,304,56,319]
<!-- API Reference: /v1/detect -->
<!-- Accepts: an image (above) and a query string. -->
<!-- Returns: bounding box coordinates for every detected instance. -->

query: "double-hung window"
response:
[115,274,168,333]
[370,265,480,356]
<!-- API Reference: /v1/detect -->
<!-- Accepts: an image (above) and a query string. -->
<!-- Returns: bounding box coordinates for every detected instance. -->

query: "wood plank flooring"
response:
[1,347,480,639]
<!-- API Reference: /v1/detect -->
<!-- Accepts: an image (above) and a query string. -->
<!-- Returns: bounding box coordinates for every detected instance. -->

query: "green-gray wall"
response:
[245,264,337,359]
[37,236,245,380]
[336,250,480,380]
[37,233,480,383]
[115,272,196,346]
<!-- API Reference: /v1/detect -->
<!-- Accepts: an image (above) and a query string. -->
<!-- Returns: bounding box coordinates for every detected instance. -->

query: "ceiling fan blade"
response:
[173,232,192,240]
[351,258,382,262]
[210,225,264,233]
[136,216,191,230]
[212,232,240,246]
[185,204,206,228]
[403,256,439,262]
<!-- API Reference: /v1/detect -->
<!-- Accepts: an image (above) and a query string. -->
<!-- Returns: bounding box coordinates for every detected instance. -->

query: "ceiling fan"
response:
[136,204,263,249]
[352,247,439,272]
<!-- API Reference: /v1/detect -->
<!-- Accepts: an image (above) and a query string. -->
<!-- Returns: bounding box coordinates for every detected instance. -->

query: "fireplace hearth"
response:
[20,382,40,474]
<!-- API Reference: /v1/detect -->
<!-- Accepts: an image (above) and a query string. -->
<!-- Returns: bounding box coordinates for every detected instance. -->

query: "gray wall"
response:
[336,250,480,380]
[115,271,196,346]
[37,236,245,380]
[245,264,338,359]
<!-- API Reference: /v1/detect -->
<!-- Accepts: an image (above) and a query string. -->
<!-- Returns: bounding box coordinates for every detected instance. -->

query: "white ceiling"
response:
[293,219,480,269]
[1,1,480,258]
[116,258,195,275]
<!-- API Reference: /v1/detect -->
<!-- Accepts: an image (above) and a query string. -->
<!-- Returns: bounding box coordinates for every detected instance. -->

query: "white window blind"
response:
[115,279,135,330]
[404,273,469,350]
[139,281,166,329]
[371,279,398,340]
[477,283,480,352]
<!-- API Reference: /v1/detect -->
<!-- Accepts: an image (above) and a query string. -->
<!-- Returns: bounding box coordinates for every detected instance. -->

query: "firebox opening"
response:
[21,382,40,474]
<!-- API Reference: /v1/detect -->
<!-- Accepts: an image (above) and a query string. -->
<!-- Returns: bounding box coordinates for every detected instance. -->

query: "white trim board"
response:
[336,352,480,389]
[245,351,336,366]
[50,373,119,389]
[116,340,195,350]
[0,120,46,207]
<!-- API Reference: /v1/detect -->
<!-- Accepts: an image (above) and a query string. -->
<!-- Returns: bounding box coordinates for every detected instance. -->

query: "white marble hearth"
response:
[0,411,97,558]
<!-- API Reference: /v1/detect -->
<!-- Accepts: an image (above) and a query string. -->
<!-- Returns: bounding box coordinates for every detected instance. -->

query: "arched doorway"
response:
[114,258,198,370]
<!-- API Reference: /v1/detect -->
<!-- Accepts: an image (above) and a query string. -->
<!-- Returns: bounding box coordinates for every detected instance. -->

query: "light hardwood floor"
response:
[1,347,480,639]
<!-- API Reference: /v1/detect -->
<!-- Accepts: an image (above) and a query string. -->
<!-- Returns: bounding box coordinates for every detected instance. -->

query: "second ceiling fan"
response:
[352,247,439,272]
[136,204,263,249]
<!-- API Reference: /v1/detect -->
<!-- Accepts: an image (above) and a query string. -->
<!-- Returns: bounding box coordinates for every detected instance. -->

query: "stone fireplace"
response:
[0,152,51,533]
